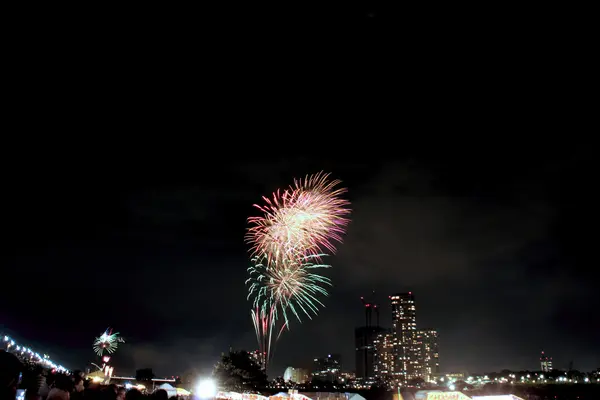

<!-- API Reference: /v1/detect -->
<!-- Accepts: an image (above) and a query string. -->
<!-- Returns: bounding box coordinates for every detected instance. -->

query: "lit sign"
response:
[427,392,471,400]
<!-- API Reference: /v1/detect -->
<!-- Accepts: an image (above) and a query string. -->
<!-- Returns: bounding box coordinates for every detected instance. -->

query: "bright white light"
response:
[196,379,217,398]
[449,384,456,391]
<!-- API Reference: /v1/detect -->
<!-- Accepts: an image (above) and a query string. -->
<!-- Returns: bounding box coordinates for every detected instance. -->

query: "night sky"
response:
[2,1,596,383]
[2,145,597,378]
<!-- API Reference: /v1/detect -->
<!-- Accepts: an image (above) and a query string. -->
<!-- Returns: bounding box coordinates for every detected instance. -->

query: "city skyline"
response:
[1,149,597,377]
[0,288,586,380]
[354,291,440,386]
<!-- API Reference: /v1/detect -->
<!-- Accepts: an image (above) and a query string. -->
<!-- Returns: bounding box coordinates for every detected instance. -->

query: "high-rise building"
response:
[313,354,342,382]
[356,294,384,383]
[416,329,439,382]
[391,292,420,384]
[355,327,384,379]
[374,330,394,383]
[540,351,553,372]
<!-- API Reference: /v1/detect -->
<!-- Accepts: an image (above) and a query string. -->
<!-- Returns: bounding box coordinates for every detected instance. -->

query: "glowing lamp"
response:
[196,379,217,398]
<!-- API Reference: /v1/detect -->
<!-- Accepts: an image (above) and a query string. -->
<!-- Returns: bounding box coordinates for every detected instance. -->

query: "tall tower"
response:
[391,292,419,384]
[374,330,394,383]
[355,294,383,381]
[417,329,439,382]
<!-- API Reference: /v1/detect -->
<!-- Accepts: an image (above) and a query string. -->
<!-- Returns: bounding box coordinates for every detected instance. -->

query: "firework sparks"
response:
[246,256,333,370]
[245,172,350,371]
[93,328,123,356]
[247,255,332,324]
[246,172,351,266]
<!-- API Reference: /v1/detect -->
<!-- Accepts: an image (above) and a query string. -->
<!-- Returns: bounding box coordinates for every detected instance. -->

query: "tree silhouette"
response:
[212,350,267,392]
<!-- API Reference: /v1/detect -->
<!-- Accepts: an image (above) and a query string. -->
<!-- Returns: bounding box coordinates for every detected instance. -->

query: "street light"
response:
[196,379,217,399]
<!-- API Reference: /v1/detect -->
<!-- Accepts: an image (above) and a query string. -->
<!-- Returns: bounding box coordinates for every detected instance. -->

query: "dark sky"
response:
[2,145,597,378]
[2,1,597,381]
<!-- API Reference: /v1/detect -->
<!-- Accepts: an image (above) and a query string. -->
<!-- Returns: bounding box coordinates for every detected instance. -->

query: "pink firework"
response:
[246,172,351,265]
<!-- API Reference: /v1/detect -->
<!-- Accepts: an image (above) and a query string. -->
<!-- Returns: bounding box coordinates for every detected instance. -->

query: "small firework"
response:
[93,328,123,356]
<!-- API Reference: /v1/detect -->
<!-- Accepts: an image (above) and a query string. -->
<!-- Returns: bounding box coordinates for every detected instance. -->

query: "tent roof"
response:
[158,383,174,389]
[347,394,366,400]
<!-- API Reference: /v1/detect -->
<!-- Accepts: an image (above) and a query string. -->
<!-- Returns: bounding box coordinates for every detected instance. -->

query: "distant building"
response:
[355,327,384,379]
[283,367,309,383]
[391,293,420,384]
[374,330,394,382]
[540,351,553,372]
[416,329,439,382]
[313,354,342,382]
[339,371,355,383]
[435,372,467,381]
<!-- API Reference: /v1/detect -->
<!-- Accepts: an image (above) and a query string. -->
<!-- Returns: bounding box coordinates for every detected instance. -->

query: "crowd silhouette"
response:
[1,351,186,400]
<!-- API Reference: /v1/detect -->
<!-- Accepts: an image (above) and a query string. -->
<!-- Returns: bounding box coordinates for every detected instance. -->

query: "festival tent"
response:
[346,393,366,400]
[158,383,177,398]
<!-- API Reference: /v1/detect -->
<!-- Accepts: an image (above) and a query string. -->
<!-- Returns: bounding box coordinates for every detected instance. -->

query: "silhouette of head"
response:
[153,389,168,400]
[0,350,23,400]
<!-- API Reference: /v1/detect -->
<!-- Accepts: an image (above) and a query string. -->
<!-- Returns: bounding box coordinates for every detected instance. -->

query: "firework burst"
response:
[246,172,351,266]
[93,328,123,356]
[247,255,332,370]
[245,172,350,371]
[247,255,331,324]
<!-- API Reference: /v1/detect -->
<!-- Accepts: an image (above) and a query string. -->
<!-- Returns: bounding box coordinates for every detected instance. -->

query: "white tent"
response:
[346,394,366,400]
[158,383,178,398]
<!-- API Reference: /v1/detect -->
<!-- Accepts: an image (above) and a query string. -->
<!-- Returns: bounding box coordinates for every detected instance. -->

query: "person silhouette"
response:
[0,350,23,400]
